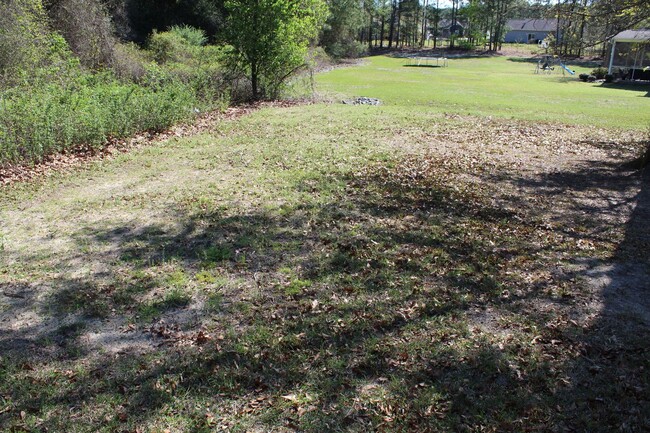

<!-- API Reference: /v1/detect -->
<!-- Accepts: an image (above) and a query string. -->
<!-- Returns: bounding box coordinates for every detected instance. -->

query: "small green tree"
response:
[224,0,327,100]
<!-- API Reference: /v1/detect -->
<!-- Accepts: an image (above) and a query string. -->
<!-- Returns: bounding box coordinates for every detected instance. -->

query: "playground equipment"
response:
[407,56,449,67]
[535,55,575,76]
[559,63,575,75]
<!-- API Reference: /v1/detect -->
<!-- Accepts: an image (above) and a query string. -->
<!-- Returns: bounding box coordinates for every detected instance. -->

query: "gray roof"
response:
[506,19,556,32]
[437,19,466,30]
[612,29,650,42]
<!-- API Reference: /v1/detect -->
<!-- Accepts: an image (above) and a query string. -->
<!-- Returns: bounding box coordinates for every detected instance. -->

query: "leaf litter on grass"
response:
[0,109,648,432]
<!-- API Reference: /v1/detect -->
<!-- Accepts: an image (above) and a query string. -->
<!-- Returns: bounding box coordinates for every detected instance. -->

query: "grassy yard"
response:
[318,54,650,130]
[0,55,649,432]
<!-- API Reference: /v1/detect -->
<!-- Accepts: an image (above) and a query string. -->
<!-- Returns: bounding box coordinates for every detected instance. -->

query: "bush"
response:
[604,74,614,83]
[147,30,187,64]
[0,2,230,167]
[456,39,475,51]
[169,25,207,47]
[591,67,607,80]
[47,0,117,70]
[0,72,198,165]
[578,73,590,82]
[326,40,367,59]
[111,42,148,82]
[0,0,55,84]
[147,27,211,64]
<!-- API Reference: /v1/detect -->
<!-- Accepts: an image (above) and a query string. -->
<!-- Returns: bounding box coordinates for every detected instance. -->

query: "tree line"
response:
[0,0,647,166]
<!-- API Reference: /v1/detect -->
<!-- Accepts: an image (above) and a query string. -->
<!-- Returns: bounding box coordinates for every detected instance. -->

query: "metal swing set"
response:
[534,55,575,76]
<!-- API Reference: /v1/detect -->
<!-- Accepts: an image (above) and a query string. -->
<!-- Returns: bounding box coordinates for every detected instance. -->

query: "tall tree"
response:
[225,0,327,100]
[388,0,398,47]
[321,0,365,57]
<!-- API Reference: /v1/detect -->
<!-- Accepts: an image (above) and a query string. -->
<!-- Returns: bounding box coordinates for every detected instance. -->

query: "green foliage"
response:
[0,72,197,165]
[456,38,475,51]
[224,0,328,100]
[320,0,365,58]
[47,0,116,70]
[326,40,367,59]
[591,67,608,80]
[169,25,208,47]
[0,6,229,167]
[145,28,227,105]
[0,0,60,83]
[112,0,225,43]
[148,30,187,64]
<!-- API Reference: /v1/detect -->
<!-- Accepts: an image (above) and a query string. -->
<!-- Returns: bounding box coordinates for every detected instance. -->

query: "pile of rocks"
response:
[342,97,382,106]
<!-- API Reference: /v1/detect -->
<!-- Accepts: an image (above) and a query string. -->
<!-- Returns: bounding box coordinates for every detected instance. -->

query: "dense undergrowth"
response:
[0,1,232,167]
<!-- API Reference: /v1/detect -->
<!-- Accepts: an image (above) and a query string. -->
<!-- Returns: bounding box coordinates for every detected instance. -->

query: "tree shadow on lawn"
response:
[479,155,650,431]
[402,64,445,69]
[2,153,649,431]
[506,57,600,68]
[599,81,650,97]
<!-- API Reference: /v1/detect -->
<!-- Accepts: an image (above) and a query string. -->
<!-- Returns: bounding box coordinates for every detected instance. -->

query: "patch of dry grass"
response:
[0,104,648,432]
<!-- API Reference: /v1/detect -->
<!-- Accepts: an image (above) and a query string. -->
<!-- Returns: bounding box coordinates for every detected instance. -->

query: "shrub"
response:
[326,40,367,59]
[591,67,607,80]
[0,0,54,84]
[0,1,232,168]
[111,42,148,82]
[0,72,198,165]
[579,73,589,82]
[604,74,614,83]
[169,25,208,47]
[147,30,187,64]
[47,0,117,70]
[456,39,475,51]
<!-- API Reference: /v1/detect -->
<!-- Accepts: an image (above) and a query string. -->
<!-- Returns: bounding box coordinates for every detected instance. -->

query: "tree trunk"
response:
[450,0,458,49]
[388,1,396,48]
[251,61,259,100]
[433,0,439,48]
[396,4,402,48]
[369,13,373,50]
[380,15,385,48]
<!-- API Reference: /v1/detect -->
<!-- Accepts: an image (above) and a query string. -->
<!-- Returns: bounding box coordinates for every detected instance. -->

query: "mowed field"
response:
[318,54,650,130]
[0,54,648,432]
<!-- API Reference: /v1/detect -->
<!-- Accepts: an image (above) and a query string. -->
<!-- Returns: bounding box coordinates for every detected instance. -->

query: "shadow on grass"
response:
[506,57,600,68]
[506,56,540,64]
[402,64,444,69]
[478,152,650,431]
[599,81,650,97]
[1,150,649,431]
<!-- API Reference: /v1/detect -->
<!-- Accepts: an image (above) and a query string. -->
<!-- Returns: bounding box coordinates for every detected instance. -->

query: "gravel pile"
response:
[342,97,382,106]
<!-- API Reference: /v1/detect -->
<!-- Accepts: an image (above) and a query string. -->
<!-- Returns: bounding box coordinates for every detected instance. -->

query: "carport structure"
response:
[607,29,650,80]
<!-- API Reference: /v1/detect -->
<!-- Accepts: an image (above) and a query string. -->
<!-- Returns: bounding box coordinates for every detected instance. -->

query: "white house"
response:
[504,19,557,44]
[607,29,650,80]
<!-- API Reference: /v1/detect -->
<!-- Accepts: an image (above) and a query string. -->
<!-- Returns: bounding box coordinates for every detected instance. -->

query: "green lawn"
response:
[318,55,650,130]
[0,55,648,432]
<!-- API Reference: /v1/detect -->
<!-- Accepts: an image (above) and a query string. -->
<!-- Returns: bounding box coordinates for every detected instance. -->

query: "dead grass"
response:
[0,104,648,432]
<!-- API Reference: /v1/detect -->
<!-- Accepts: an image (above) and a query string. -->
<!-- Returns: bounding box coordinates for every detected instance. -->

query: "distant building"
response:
[607,29,650,80]
[433,20,466,38]
[504,19,558,44]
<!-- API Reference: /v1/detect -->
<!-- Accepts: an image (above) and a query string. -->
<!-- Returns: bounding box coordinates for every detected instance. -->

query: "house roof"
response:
[506,19,556,32]
[612,29,650,43]
[437,19,466,30]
